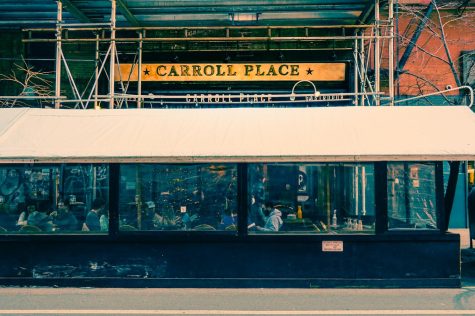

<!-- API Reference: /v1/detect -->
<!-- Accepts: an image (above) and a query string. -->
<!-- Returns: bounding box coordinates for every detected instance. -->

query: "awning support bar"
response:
[444,161,460,231]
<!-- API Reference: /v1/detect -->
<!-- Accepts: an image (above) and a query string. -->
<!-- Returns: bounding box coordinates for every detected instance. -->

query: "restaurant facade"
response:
[0,0,473,288]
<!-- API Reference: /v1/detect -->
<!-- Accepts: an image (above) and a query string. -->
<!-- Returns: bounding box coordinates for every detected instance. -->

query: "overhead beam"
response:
[356,2,375,25]
[61,0,91,23]
[117,0,140,27]
[396,1,434,79]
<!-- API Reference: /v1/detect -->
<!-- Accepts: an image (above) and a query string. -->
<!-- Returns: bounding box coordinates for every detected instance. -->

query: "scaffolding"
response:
[0,0,398,109]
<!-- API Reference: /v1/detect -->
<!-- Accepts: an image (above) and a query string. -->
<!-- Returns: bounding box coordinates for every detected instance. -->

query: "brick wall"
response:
[395,9,475,95]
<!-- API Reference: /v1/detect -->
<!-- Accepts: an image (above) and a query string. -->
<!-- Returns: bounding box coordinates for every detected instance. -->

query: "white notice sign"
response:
[322,241,344,252]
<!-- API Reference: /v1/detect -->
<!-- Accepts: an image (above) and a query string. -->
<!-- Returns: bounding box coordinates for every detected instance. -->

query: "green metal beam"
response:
[356,1,374,25]
[61,0,91,23]
[117,0,140,27]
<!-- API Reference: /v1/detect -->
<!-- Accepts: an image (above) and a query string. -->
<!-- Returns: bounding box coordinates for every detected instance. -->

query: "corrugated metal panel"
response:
[0,0,372,28]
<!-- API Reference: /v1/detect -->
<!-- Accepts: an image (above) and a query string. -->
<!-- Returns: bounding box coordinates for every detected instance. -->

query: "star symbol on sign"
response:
[306,68,314,75]
[144,68,150,76]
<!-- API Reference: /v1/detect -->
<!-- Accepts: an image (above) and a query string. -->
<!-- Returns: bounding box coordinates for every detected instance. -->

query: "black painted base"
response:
[0,277,461,289]
[0,233,461,288]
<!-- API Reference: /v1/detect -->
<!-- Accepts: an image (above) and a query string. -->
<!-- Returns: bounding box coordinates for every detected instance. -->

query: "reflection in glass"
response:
[0,164,109,234]
[387,162,437,230]
[119,164,237,232]
[248,163,375,234]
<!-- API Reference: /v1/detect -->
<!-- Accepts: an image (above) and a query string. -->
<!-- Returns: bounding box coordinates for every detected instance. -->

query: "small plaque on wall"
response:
[322,241,343,252]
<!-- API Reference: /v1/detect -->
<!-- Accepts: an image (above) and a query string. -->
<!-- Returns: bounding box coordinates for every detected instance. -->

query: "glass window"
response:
[387,162,438,230]
[119,164,237,232]
[248,163,375,234]
[0,164,109,234]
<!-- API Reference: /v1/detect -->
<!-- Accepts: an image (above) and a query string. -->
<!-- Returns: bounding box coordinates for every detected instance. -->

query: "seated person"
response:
[100,212,109,231]
[50,200,78,231]
[27,206,53,232]
[249,198,266,228]
[219,208,236,229]
[0,201,17,232]
[141,201,162,230]
[256,207,283,232]
[85,198,105,231]
[17,203,32,227]
[181,211,198,230]
[161,206,187,230]
[120,203,138,227]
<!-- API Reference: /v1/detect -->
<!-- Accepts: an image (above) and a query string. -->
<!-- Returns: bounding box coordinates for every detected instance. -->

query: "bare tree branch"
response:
[433,0,462,87]
[402,70,454,104]
[0,57,54,108]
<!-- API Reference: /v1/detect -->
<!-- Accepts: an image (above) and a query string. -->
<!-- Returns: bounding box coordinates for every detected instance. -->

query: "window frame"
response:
[115,163,240,235]
[383,161,445,234]
[0,161,448,241]
[0,163,111,239]
[246,162,377,236]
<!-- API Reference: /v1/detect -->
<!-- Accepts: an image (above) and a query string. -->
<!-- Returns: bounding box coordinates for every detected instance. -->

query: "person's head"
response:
[16,202,26,214]
[58,200,70,214]
[259,205,269,216]
[145,201,156,214]
[27,204,36,214]
[270,207,282,218]
[92,198,105,211]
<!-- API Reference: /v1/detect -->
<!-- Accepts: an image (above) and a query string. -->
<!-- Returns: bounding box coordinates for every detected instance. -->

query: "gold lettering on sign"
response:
[114,63,346,82]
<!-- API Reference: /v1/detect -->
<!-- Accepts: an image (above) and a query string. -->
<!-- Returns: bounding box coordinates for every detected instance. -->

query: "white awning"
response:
[0,106,475,163]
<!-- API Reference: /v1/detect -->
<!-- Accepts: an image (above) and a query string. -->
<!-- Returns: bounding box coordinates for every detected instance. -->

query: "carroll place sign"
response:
[114,63,346,82]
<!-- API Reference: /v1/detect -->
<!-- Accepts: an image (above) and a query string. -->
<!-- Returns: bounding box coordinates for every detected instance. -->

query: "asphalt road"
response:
[1,287,475,315]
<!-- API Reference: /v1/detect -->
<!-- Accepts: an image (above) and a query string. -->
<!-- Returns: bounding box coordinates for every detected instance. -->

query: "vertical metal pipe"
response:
[362,166,366,216]
[374,162,388,234]
[355,166,359,216]
[359,33,365,106]
[395,1,400,97]
[374,0,381,106]
[92,165,97,201]
[109,0,116,109]
[137,31,143,108]
[55,1,62,109]
[435,162,446,233]
[94,33,100,109]
[237,163,248,237]
[388,0,395,105]
[326,166,331,230]
[135,165,142,230]
[353,37,359,106]
[108,163,120,237]
[444,162,460,231]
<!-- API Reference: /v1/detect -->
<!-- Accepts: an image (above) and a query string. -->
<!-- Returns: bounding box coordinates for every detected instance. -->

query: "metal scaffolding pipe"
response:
[109,0,116,109]
[353,37,359,106]
[138,31,143,109]
[374,0,380,106]
[23,24,376,33]
[95,33,100,109]
[22,35,394,43]
[388,0,395,105]
[55,0,62,109]
[359,32,365,106]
